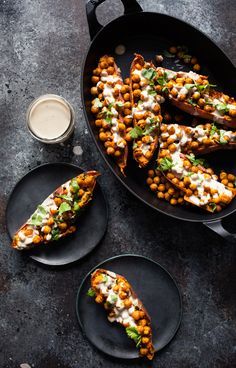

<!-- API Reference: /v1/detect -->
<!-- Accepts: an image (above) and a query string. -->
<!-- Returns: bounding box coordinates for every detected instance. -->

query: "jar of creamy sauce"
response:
[26,94,75,143]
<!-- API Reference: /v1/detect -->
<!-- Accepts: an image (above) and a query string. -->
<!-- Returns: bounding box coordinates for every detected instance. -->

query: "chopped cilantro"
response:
[141,68,156,80]
[208,202,217,212]
[126,327,141,348]
[51,228,60,241]
[216,102,229,114]
[187,99,197,107]
[58,202,71,216]
[186,153,207,167]
[157,72,168,86]
[219,130,228,145]
[73,202,80,212]
[210,124,219,137]
[148,89,157,96]
[130,126,143,139]
[87,288,96,297]
[157,157,173,171]
[58,194,72,201]
[71,178,79,192]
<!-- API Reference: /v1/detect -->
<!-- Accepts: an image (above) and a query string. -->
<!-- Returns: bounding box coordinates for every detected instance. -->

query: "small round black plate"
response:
[6,163,108,266]
[76,254,182,359]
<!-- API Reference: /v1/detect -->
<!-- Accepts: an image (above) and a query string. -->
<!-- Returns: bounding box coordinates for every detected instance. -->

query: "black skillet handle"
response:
[204,219,236,243]
[86,0,142,40]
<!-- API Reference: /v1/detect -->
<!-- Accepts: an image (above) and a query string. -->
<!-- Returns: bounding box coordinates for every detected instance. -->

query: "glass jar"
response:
[26,94,75,144]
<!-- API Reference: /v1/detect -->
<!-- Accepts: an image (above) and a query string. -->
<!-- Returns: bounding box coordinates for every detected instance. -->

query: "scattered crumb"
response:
[155,54,163,63]
[115,44,126,55]
[73,145,83,156]
[20,364,31,368]
[85,128,88,134]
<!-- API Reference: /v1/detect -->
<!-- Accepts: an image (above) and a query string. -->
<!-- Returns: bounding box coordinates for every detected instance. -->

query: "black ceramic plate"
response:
[6,163,108,266]
[76,254,182,359]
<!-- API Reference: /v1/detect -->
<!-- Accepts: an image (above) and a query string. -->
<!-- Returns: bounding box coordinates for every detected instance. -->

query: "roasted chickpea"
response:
[148,169,155,178]
[99,132,107,141]
[124,299,132,309]
[158,184,165,192]
[150,183,158,192]
[107,147,115,155]
[91,76,99,84]
[132,311,141,321]
[91,106,99,114]
[119,291,127,300]
[58,222,67,231]
[193,64,201,72]
[123,93,130,101]
[153,176,160,184]
[146,177,153,185]
[143,326,151,335]
[137,326,144,334]
[157,192,165,199]
[33,235,41,244]
[198,98,205,107]
[47,217,54,226]
[170,198,178,205]
[107,66,114,74]
[24,228,33,236]
[192,91,200,100]
[139,319,147,327]
[113,284,119,292]
[54,197,62,206]
[91,87,98,95]
[95,294,103,304]
[142,337,149,344]
[140,348,148,356]
[221,178,228,186]
[133,89,141,98]
[229,109,236,117]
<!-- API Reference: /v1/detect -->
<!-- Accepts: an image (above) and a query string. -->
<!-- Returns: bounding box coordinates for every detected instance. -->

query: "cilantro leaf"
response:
[130,126,143,139]
[208,202,217,212]
[126,327,141,348]
[102,275,108,283]
[157,157,173,171]
[210,124,219,137]
[71,178,79,192]
[58,194,73,201]
[216,103,229,114]
[219,130,228,145]
[157,72,168,86]
[141,68,156,81]
[87,288,96,297]
[186,153,207,167]
[187,99,197,107]
[58,202,71,216]
[37,205,47,215]
[148,89,157,96]
[111,295,118,303]
[73,202,80,212]
[51,228,60,241]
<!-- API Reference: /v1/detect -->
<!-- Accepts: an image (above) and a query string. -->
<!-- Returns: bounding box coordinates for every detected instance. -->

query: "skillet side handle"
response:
[121,0,143,14]
[86,0,105,40]
[86,0,142,40]
[203,219,236,243]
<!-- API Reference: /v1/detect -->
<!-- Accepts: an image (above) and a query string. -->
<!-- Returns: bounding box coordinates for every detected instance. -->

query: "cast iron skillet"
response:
[82,0,236,241]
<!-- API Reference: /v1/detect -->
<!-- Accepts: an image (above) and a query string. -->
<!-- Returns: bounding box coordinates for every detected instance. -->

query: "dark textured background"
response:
[0,1,236,367]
